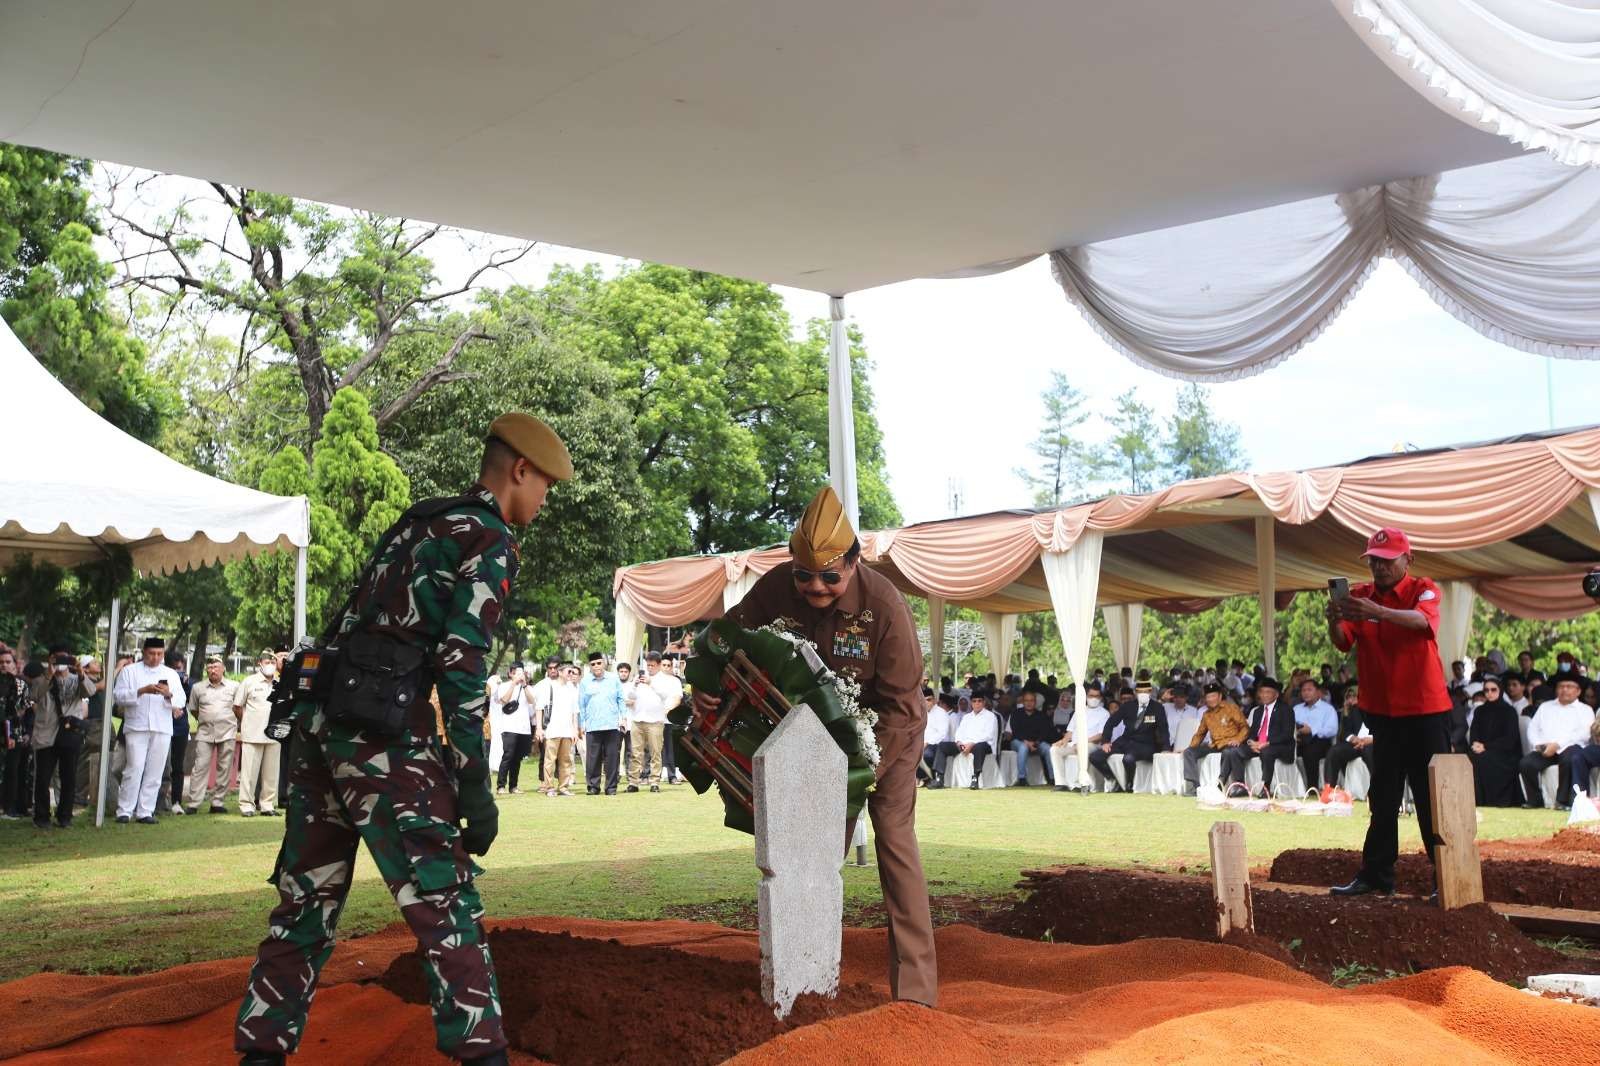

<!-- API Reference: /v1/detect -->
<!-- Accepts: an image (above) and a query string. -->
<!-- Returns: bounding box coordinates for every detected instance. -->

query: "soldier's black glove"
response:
[458,782,499,856]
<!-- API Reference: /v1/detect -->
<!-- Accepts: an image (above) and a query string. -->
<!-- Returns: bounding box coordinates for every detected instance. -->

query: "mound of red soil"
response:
[1269,846,1600,910]
[988,866,1591,985]
[376,928,884,1065]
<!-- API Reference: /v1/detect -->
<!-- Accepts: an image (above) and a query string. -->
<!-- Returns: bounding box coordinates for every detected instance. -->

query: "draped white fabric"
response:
[1435,579,1478,679]
[614,596,645,672]
[1102,603,1145,674]
[1042,534,1104,787]
[981,611,1019,680]
[927,596,946,687]
[722,571,761,614]
[1335,0,1600,167]
[1051,152,1600,381]
[827,296,860,527]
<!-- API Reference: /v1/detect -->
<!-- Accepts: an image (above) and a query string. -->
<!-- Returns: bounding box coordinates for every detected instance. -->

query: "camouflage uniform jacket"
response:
[332,484,518,787]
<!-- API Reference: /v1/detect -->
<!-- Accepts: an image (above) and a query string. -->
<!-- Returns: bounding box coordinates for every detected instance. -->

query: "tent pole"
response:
[95,595,121,828]
[827,295,859,529]
[927,596,945,686]
[293,544,308,644]
[1255,517,1277,679]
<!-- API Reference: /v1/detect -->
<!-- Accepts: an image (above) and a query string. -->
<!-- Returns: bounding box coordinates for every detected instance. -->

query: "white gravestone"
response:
[753,702,847,1018]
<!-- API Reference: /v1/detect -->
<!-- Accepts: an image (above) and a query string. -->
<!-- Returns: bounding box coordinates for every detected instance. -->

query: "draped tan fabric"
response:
[614,428,1600,626]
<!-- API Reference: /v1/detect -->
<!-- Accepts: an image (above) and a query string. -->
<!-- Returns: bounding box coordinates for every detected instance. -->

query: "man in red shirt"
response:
[1325,527,1454,897]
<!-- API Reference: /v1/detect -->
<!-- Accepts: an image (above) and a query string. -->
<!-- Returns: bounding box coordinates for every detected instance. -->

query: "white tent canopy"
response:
[0,319,309,575]
[0,317,309,827]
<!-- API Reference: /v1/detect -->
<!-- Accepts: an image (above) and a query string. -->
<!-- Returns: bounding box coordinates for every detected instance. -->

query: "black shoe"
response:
[1423,890,1439,904]
[210,805,227,814]
[1054,785,1070,792]
[1330,877,1392,897]
[1014,780,1029,788]
[968,780,980,790]
[115,815,130,824]
[586,788,600,795]
[261,809,281,817]
[926,779,943,790]
[626,785,639,793]
[649,784,661,793]
[459,1050,509,1066]
[33,819,50,830]
[54,818,71,829]
[240,1052,286,1066]
[137,815,158,825]
[1522,800,1544,809]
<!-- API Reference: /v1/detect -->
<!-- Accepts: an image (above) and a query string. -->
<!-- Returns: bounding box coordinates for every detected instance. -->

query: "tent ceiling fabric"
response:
[1050,151,1600,381]
[615,427,1600,624]
[0,320,308,575]
[0,0,1517,295]
[1336,0,1600,167]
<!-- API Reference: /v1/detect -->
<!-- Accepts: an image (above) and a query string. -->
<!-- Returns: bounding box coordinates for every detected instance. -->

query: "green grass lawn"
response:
[0,781,1566,982]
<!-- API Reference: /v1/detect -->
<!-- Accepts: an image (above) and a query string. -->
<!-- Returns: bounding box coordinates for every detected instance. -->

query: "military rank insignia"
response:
[297,651,321,691]
[833,624,870,660]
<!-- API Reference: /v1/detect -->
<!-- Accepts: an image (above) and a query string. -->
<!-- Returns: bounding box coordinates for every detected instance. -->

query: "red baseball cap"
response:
[1362,527,1412,560]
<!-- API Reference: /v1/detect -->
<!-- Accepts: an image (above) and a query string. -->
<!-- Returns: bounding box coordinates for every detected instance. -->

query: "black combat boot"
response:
[240,1052,285,1066]
[459,1052,509,1066]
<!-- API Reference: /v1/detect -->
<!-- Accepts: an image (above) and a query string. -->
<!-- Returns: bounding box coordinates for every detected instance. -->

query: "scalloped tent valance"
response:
[0,318,309,576]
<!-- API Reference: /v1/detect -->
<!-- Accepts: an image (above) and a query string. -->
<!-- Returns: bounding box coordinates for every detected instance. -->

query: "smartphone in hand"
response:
[1328,577,1350,604]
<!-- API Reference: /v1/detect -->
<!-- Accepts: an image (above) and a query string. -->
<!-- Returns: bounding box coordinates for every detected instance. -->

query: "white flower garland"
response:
[760,626,880,767]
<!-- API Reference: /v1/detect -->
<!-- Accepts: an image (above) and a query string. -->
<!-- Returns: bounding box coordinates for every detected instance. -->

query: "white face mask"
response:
[1136,693,1150,707]
[260,663,276,678]
[1086,698,1102,709]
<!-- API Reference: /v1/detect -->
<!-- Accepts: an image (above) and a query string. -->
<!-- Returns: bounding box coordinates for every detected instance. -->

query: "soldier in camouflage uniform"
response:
[236,413,573,1066]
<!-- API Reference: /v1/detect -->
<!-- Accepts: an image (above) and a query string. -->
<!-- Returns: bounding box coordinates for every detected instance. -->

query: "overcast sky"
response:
[98,168,1600,530]
[502,245,1600,527]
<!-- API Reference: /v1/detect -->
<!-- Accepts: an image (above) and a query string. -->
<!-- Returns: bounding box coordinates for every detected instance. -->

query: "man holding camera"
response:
[1325,528,1453,897]
[112,636,185,824]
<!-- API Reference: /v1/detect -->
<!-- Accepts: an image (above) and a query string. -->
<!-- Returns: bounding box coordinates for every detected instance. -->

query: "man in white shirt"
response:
[649,652,686,784]
[920,691,954,784]
[627,651,676,792]
[538,663,582,795]
[1161,687,1202,751]
[495,666,533,794]
[928,691,998,790]
[1519,674,1596,809]
[111,636,184,823]
[231,650,281,818]
[1052,681,1112,792]
[527,655,560,783]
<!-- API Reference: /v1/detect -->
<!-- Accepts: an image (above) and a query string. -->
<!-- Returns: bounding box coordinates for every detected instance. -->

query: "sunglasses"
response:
[792,567,843,586]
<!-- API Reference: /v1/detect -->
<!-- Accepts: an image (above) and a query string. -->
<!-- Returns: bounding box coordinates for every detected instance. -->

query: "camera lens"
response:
[1584,569,1600,600]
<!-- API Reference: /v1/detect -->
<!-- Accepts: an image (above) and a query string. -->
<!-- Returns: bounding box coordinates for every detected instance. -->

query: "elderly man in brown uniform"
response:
[700,486,938,1007]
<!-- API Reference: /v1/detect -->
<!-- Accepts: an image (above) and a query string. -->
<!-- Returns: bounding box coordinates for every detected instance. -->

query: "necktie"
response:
[1257,705,1270,743]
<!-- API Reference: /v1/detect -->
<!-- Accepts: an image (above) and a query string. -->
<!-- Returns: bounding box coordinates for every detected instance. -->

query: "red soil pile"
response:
[990,865,1589,983]
[1269,845,1600,910]
[10,914,1600,1066]
[377,928,884,1066]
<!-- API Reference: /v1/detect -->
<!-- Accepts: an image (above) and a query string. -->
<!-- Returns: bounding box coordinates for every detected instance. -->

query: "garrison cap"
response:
[790,486,856,571]
[489,412,573,481]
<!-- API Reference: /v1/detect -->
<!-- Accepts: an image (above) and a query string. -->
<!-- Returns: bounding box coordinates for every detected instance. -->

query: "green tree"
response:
[1016,370,1092,507]
[0,143,171,440]
[383,308,646,656]
[1102,388,1161,493]
[1164,383,1246,481]
[224,390,408,651]
[530,264,899,557]
[104,175,531,444]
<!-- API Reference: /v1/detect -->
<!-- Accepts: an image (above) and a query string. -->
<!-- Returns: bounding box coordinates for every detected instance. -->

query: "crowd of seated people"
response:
[916,651,1600,809]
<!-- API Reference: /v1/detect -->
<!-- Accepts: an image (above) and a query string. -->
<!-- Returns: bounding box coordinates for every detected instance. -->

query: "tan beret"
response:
[790,486,856,570]
[489,412,573,481]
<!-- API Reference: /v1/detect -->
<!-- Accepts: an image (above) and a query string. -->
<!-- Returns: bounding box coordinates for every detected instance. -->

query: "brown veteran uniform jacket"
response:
[1191,701,1250,749]
[726,560,937,1006]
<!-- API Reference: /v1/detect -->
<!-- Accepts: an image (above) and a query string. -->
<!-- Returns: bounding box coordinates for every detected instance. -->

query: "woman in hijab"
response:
[1468,675,1524,807]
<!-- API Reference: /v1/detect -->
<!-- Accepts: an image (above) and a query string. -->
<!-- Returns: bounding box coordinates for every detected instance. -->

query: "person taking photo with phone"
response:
[111,636,184,824]
[1324,528,1453,898]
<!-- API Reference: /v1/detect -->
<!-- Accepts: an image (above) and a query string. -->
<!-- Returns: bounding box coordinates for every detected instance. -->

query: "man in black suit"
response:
[1223,676,1296,794]
[1088,677,1169,792]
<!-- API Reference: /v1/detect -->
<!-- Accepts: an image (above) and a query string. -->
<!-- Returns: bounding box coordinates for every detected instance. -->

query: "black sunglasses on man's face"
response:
[792,567,842,586]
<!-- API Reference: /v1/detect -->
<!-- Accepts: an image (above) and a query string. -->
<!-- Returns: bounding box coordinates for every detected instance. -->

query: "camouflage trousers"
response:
[235,714,505,1059]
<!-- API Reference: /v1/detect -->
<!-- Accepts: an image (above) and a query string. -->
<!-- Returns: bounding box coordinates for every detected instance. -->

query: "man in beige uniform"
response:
[184,655,238,814]
[701,486,938,1006]
[233,650,280,817]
